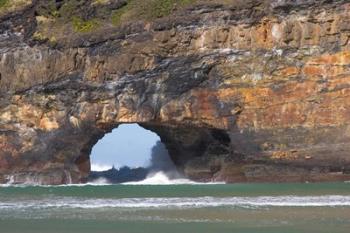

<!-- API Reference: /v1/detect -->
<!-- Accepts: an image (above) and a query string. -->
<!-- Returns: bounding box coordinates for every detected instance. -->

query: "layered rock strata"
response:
[1,0,350,184]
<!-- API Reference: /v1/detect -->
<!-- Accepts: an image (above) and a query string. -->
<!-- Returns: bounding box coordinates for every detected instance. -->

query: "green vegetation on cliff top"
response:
[0,0,31,15]
[112,0,197,25]
[32,0,232,43]
[33,0,199,35]
[0,0,8,8]
[54,0,197,28]
[72,16,99,33]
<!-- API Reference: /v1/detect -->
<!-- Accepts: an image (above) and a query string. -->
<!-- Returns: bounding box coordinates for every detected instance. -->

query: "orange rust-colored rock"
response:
[1,0,350,184]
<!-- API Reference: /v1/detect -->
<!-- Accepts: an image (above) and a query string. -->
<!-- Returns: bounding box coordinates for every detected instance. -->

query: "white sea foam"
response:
[86,178,111,185]
[123,171,198,185]
[1,196,350,210]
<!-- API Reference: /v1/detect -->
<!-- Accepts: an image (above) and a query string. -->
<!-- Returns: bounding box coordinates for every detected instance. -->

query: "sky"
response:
[90,124,160,171]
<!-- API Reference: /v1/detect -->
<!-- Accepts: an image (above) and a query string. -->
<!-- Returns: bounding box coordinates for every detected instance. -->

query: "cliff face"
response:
[1,0,350,184]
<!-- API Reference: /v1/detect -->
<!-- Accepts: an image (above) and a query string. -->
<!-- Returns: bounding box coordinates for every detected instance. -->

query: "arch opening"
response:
[87,123,183,184]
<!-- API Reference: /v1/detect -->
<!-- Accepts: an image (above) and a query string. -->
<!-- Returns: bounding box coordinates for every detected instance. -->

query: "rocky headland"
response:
[88,166,148,183]
[1,0,350,184]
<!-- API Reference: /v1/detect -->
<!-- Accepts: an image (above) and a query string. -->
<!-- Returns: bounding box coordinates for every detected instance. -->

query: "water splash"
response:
[123,171,198,185]
[88,178,111,185]
[64,170,72,184]
[4,175,15,185]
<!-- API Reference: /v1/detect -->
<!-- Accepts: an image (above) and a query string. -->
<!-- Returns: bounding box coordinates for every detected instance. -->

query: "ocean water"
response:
[0,181,350,233]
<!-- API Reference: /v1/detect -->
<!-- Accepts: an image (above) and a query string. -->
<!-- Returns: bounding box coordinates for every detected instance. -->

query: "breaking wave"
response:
[123,171,198,185]
[1,196,350,210]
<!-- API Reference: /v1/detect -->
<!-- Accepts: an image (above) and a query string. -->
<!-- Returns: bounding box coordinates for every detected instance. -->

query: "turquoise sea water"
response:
[1,183,350,233]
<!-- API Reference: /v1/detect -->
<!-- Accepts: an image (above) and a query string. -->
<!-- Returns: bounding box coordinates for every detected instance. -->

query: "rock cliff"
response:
[1,0,350,184]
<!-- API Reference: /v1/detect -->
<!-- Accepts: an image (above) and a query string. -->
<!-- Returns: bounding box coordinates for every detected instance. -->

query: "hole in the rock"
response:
[88,123,182,184]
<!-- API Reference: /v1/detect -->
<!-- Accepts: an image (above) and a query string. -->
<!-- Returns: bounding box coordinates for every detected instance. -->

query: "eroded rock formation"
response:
[1,0,350,184]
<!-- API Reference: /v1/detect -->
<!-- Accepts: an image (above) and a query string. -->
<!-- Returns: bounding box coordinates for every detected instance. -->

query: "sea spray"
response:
[123,171,198,185]
[64,170,72,184]
[88,177,111,185]
[123,141,199,185]
[4,175,14,185]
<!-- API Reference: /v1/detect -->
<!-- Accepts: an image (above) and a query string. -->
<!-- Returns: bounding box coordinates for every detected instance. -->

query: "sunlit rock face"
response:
[1,0,350,184]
